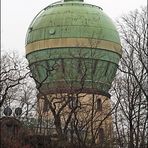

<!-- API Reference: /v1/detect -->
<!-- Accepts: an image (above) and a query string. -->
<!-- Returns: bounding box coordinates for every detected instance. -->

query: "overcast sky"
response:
[1,0,146,55]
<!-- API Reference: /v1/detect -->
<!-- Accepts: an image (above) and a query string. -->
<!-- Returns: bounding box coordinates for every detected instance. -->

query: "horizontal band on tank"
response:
[37,85,111,98]
[26,47,121,65]
[28,57,119,68]
[26,38,122,55]
[29,60,117,89]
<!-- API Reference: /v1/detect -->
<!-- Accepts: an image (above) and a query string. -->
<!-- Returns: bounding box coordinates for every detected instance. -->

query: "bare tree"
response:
[0,52,37,117]
[111,6,147,148]
[117,6,147,101]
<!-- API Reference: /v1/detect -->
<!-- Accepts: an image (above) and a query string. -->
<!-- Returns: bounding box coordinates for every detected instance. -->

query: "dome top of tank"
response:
[25,0,121,48]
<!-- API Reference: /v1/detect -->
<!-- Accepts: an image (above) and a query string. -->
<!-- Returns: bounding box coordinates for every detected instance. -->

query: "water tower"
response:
[25,0,122,144]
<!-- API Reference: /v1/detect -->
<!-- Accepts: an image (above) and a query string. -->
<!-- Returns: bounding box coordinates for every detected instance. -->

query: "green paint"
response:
[26,0,122,95]
[27,48,121,65]
[26,2,120,44]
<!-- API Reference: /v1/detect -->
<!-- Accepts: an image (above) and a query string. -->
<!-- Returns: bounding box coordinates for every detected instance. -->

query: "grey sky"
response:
[1,0,146,55]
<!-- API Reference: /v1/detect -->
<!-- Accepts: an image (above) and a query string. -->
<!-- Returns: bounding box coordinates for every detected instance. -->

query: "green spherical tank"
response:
[25,0,122,97]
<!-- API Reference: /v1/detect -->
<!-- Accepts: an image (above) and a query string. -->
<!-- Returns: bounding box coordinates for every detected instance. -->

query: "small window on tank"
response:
[49,28,55,35]
[96,98,102,111]
[68,96,77,109]
[68,96,80,109]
